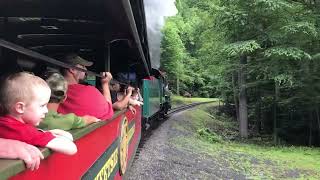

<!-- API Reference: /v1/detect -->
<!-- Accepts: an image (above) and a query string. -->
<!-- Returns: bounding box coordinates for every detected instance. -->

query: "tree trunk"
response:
[232,71,239,122]
[315,107,320,139]
[308,109,313,146]
[239,56,248,138]
[176,77,180,95]
[273,82,279,144]
[255,88,262,134]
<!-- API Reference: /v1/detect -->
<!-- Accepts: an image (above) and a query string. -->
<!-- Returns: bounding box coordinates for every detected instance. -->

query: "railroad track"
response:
[140,100,216,141]
[167,101,216,115]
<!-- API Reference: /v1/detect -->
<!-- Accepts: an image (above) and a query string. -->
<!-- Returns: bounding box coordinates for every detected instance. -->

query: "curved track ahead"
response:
[133,101,216,160]
[125,101,217,179]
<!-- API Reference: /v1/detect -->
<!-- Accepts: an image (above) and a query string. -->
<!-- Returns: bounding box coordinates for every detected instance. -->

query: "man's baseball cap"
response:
[63,53,93,67]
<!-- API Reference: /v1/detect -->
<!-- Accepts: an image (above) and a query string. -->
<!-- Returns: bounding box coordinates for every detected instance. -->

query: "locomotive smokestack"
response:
[144,0,177,69]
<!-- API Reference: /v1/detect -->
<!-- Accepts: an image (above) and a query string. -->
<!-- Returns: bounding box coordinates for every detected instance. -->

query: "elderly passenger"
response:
[58,53,113,120]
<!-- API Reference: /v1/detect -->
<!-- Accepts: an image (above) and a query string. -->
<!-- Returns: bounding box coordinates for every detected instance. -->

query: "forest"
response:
[160,0,320,146]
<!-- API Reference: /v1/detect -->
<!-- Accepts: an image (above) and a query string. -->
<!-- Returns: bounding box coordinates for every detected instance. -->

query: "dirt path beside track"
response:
[125,108,246,180]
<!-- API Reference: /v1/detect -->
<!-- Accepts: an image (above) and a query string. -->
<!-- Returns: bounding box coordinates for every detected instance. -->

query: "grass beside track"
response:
[170,97,320,179]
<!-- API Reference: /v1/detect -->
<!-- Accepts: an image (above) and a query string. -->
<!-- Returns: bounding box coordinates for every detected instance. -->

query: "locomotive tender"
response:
[0,0,171,179]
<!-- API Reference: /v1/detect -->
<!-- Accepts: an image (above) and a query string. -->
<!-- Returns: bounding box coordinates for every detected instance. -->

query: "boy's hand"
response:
[49,129,74,141]
[83,115,101,124]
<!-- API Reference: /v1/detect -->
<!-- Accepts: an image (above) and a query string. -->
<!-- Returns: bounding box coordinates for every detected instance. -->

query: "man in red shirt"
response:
[58,53,114,120]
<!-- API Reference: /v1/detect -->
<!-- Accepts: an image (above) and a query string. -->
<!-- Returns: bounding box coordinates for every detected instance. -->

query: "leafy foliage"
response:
[160,0,320,145]
[263,47,311,60]
[223,40,261,57]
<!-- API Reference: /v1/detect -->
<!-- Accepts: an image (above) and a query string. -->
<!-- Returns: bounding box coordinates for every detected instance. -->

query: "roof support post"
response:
[121,0,150,76]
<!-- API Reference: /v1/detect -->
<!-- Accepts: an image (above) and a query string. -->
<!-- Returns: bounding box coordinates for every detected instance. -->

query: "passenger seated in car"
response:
[110,80,133,109]
[129,87,143,106]
[114,73,143,107]
[131,87,143,102]
[58,53,114,120]
[38,71,100,130]
[109,80,139,114]
[0,72,77,155]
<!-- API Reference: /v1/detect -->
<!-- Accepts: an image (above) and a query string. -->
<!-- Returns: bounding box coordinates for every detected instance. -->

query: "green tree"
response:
[161,0,320,145]
[160,19,186,95]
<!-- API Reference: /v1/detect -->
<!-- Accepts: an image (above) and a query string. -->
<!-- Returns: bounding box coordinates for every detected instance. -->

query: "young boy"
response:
[0,72,77,155]
[39,71,100,130]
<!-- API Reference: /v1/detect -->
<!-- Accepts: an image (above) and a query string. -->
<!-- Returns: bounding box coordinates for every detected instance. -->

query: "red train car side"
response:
[1,107,141,179]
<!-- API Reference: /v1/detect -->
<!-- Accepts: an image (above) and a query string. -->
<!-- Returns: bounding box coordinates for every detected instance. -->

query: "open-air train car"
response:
[0,0,151,179]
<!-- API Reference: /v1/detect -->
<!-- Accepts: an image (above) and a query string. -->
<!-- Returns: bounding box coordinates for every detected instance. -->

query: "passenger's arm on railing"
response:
[129,98,143,106]
[83,115,101,125]
[46,136,77,155]
[49,129,74,141]
[0,138,44,171]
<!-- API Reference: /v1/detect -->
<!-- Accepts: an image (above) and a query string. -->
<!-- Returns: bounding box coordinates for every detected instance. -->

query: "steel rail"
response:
[167,101,216,115]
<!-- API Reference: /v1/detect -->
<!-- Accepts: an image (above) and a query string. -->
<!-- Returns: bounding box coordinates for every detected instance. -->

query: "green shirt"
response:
[38,110,86,130]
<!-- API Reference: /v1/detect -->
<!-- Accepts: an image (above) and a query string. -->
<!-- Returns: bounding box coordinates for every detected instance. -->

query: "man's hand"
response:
[100,72,112,85]
[126,86,134,96]
[100,72,113,103]
[128,105,136,114]
[83,115,101,124]
[129,99,143,106]
[49,129,74,141]
[0,139,44,171]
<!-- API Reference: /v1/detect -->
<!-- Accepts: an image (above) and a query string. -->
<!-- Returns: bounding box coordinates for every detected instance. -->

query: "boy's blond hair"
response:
[0,72,49,115]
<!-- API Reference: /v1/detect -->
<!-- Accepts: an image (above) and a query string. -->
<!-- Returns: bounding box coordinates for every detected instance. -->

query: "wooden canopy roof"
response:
[0,0,151,78]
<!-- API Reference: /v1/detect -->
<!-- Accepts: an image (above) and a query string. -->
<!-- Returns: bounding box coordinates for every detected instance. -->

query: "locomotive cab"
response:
[141,68,172,130]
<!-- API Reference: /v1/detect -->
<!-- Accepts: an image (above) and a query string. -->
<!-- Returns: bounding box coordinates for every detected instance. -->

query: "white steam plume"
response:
[144,0,177,69]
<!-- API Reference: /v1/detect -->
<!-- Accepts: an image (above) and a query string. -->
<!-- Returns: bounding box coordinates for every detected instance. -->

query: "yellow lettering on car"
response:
[94,149,118,180]
[128,124,135,143]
